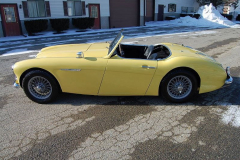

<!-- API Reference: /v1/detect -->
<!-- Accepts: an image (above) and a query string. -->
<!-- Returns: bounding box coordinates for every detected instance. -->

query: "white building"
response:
[0,0,199,37]
[154,0,199,20]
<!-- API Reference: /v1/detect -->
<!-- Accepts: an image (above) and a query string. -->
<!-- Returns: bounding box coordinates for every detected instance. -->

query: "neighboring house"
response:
[0,0,110,37]
[154,0,200,21]
[217,0,239,17]
[0,0,199,37]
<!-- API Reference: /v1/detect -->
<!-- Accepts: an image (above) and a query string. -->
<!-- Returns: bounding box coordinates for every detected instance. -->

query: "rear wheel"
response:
[160,69,198,103]
[22,70,59,104]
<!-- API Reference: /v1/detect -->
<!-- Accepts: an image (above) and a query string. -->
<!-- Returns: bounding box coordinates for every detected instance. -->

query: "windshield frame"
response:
[107,31,124,55]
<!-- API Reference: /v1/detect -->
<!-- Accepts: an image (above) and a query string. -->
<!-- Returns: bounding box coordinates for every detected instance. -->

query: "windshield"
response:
[108,31,123,55]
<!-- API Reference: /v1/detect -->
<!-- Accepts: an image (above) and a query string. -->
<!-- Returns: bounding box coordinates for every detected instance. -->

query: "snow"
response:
[198,3,239,28]
[171,3,240,28]
[0,28,122,42]
[147,3,240,28]
[222,105,240,127]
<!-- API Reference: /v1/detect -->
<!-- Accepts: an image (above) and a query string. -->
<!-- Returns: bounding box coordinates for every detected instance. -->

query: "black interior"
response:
[115,44,170,60]
[120,44,148,59]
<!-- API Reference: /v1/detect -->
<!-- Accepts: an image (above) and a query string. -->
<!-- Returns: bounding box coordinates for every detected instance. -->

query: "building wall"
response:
[0,21,3,38]
[154,0,199,20]
[0,0,110,36]
[0,0,109,20]
[140,0,145,26]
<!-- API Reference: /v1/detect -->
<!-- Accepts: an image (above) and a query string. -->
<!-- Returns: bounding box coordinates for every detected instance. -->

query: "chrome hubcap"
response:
[167,76,192,99]
[28,76,52,99]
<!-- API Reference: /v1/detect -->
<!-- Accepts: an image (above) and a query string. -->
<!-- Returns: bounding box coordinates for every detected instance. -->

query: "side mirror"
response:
[77,52,84,58]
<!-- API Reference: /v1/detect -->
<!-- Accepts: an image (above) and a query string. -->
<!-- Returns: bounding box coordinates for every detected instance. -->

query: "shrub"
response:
[236,15,240,21]
[72,18,95,29]
[24,19,48,36]
[50,18,69,33]
[192,14,200,19]
[180,14,200,19]
[180,14,190,17]
[165,16,176,20]
[221,14,233,20]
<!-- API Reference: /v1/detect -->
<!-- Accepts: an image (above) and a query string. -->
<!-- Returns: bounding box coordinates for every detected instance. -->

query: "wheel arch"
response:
[19,68,62,92]
[159,67,201,94]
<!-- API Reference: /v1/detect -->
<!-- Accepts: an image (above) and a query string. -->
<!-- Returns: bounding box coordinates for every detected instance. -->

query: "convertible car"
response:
[12,31,232,104]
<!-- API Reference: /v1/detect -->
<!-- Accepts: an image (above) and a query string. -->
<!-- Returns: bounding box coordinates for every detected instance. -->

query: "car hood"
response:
[36,43,110,58]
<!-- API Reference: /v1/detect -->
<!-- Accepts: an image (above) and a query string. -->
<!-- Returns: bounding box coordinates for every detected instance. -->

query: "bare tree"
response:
[228,0,239,18]
[196,0,228,7]
[229,0,239,10]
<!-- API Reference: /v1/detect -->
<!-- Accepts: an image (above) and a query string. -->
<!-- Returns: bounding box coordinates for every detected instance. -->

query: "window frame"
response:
[67,0,83,16]
[27,0,47,18]
[181,6,194,14]
[168,3,176,13]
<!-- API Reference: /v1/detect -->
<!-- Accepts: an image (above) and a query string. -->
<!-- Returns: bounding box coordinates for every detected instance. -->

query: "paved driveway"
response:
[0,24,224,56]
[0,27,240,160]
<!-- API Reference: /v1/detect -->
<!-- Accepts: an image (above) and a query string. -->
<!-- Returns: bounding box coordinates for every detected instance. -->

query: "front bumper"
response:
[14,82,20,88]
[224,67,233,86]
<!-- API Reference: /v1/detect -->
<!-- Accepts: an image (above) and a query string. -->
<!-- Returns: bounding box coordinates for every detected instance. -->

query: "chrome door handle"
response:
[142,65,156,69]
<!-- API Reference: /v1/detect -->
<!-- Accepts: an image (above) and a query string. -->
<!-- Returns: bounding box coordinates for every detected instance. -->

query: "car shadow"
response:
[51,77,240,106]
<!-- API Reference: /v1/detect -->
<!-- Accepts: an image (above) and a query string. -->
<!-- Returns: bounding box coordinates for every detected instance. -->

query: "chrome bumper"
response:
[225,76,233,85]
[14,82,20,88]
[224,67,233,86]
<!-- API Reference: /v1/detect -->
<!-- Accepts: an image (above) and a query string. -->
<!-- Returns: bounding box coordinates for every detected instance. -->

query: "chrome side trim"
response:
[142,66,156,69]
[60,69,81,72]
[14,82,20,88]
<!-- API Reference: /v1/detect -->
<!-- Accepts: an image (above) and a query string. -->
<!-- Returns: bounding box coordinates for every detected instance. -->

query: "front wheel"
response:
[160,69,198,103]
[22,70,59,104]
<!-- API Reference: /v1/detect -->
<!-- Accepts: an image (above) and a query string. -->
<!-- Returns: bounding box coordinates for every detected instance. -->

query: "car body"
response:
[12,31,232,103]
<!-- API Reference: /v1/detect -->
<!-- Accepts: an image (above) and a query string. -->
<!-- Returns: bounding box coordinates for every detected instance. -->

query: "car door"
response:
[98,57,157,95]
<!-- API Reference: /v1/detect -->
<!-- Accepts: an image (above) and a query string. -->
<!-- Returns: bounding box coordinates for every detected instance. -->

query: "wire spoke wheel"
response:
[167,75,192,100]
[28,76,52,100]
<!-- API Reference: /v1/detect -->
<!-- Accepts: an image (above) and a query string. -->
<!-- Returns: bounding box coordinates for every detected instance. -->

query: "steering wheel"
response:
[119,44,125,57]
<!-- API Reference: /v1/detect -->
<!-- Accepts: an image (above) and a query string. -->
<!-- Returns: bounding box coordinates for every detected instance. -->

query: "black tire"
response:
[22,70,60,104]
[160,69,198,103]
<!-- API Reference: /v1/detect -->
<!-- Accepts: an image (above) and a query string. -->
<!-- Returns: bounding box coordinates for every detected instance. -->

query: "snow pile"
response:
[222,105,240,127]
[198,3,237,27]
[173,16,216,27]
[173,3,240,28]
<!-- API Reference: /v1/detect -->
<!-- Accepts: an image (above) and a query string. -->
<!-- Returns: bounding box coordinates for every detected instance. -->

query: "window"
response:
[67,0,82,16]
[181,7,194,13]
[187,7,194,13]
[168,4,176,12]
[3,7,16,22]
[181,7,188,13]
[90,6,98,18]
[27,0,46,17]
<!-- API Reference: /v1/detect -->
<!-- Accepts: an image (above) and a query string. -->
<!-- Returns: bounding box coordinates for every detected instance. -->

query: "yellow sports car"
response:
[12,31,232,104]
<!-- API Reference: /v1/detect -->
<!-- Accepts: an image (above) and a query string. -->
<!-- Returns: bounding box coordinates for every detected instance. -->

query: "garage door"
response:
[146,0,154,22]
[110,0,140,28]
